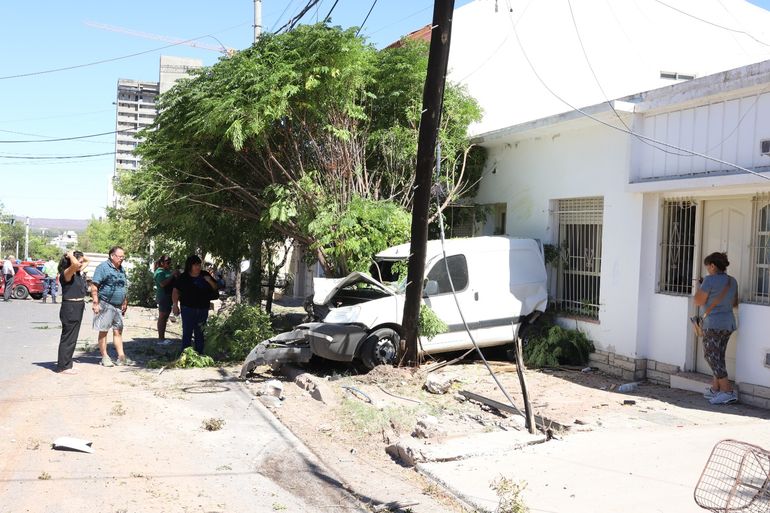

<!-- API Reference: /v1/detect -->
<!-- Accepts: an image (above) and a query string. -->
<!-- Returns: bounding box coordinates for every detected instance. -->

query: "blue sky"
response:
[0,0,769,220]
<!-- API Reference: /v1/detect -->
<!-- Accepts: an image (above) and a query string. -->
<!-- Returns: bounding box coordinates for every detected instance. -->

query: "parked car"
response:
[241,236,548,376]
[0,264,45,300]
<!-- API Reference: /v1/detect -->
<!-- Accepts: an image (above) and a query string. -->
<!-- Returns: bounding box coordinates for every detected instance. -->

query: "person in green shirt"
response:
[154,255,178,345]
[42,258,59,303]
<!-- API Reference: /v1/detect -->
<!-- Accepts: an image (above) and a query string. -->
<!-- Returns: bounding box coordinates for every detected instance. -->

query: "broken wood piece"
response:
[52,437,94,453]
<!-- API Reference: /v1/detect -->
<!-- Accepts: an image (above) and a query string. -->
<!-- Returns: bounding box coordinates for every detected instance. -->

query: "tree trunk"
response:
[234,264,242,304]
[247,241,263,308]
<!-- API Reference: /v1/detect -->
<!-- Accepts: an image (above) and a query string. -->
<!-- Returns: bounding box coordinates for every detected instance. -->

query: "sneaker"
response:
[115,356,135,366]
[703,387,717,400]
[158,339,173,346]
[100,356,115,367]
[709,391,738,405]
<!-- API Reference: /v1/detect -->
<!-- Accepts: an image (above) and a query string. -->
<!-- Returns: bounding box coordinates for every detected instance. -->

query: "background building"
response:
[108,55,202,208]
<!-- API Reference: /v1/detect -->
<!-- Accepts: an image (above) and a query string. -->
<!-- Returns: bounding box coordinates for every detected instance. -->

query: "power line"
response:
[0,128,132,144]
[0,152,115,160]
[323,0,341,23]
[355,0,380,37]
[501,0,770,182]
[0,24,244,81]
[652,0,770,47]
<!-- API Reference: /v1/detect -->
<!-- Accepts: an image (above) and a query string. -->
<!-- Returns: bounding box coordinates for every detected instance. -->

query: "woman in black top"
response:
[172,255,218,354]
[56,251,89,374]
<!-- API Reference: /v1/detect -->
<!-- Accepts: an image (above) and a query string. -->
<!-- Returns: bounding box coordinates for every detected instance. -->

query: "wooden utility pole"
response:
[400,0,456,366]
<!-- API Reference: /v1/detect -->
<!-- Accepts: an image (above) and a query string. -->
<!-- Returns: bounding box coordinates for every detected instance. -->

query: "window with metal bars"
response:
[556,197,603,319]
[748,193,770,305]
[659,199,697,295]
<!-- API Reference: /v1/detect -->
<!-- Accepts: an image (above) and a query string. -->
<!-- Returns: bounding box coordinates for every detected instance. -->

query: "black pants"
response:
[3,274,12,301]
[57,301,84,370]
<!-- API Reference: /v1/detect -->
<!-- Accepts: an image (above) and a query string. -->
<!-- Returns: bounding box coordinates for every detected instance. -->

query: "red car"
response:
[0,264,45,300]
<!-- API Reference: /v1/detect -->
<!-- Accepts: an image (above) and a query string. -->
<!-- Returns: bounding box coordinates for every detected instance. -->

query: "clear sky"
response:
[0,0,768,220]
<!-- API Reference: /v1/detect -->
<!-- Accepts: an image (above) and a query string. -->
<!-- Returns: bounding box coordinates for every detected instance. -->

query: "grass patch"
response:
[202,417,225,431]
[339,398,418,436]
[491,477,529,513]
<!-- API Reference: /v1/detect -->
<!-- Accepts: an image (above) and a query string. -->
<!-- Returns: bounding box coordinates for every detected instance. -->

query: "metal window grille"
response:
[748,193,770,305]
[556,197,603,319]
[659,199,697,295]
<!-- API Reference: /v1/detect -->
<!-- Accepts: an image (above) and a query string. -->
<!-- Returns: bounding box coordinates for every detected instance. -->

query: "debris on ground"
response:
[424,373,456,394]
[202,417,225,431]
[52,437,94,453]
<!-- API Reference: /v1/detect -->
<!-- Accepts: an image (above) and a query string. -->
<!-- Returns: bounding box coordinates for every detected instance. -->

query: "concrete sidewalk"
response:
[418,395,770,513]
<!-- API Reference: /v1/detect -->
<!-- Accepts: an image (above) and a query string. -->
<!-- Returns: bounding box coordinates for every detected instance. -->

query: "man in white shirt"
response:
[2,256,15,302]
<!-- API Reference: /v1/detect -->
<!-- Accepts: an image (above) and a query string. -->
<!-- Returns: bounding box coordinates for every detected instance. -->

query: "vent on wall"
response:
[660,71,696,80]
[761,139,770,155]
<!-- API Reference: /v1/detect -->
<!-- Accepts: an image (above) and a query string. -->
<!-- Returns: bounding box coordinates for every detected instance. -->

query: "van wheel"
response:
[360,328,399,370]
[12,285,29,300]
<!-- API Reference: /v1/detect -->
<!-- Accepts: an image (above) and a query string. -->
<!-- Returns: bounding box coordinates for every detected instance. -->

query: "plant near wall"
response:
[521,315,594,368]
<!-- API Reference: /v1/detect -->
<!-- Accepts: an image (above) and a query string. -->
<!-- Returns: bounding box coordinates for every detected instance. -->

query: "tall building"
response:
[108,56,202,208]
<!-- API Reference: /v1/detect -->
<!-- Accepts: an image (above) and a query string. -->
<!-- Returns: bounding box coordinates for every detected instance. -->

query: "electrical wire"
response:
[355,0,380,37]
[566,0,691,158]
[323,0,342,23]
[431,143,544,432]
[501,0,770,182]
[0,128,132,144]
[0,26,241,81]
[651,0,770,47]
[0,152,114,160]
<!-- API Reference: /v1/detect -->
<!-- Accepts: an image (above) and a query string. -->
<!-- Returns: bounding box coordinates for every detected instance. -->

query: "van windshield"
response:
[369,259,408,293]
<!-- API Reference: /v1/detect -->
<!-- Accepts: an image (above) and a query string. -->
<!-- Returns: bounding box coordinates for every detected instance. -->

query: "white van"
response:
[241,236,548,375]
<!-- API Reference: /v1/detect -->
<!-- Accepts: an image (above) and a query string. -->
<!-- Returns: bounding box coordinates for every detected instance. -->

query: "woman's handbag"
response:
[692,279,732,337]
[690,315,704,337]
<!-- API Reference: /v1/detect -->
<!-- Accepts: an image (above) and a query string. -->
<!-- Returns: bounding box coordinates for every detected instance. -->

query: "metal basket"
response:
[695,439,770,512]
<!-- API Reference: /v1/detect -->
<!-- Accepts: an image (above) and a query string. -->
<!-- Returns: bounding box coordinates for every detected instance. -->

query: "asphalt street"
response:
[0,298,76,382]
[0,300,369,512]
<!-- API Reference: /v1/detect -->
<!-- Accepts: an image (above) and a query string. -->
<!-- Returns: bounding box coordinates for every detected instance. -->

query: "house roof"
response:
[447,0,770,136]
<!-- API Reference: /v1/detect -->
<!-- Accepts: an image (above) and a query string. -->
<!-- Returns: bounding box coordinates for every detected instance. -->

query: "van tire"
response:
[360,328,399,370]
[12,285,29,300]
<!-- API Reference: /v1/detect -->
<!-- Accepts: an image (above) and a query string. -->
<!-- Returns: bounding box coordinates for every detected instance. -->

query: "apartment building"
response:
[109,56,202,208]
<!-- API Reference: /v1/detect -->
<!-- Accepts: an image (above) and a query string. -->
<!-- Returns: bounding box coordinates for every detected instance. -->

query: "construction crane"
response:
[85,21,236,56]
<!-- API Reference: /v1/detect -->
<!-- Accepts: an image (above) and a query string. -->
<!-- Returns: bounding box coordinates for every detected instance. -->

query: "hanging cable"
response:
[323,0,342,23]
[430,142,547,432]
[0,128,133,144]
[0,151,115,160]
[501,0,770,182]
[355,0,380,37]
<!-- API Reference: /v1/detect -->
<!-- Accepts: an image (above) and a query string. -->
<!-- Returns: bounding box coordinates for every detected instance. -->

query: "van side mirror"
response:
[423,280,438,297]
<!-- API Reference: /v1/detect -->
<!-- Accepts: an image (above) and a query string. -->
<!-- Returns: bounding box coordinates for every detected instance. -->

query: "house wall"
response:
[634,91,770,180]
[475,124,643,359]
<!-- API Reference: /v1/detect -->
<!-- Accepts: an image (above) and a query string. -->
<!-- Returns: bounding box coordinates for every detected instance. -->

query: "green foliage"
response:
[29,237,60,260]
[123,24,482,278]
[418,305,448,341]
[146,347,216,369]
[491,477,529,513]
[307,194,411,275]
[126,264,155,307]
[79,217,132,254]
[175,347,215,368]
[522,322,595,368]
[204,303,274,361]
[542,244,561,266]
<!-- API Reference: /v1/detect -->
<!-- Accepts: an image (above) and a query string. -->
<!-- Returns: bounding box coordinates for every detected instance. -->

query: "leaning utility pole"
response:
[254,0,263,42]
[400,0,456,366]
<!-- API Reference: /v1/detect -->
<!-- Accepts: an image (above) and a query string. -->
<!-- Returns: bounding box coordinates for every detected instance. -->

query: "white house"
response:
[446,0,770,406]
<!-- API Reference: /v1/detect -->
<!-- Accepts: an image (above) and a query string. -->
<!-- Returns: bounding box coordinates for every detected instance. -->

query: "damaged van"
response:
[240,236,548,376]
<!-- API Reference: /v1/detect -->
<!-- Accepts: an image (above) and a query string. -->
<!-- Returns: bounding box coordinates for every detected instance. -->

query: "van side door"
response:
[421,254,478,351]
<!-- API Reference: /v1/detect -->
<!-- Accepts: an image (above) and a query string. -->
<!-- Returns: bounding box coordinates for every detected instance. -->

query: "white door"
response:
[421,254,479,352]
[696,199,750,377]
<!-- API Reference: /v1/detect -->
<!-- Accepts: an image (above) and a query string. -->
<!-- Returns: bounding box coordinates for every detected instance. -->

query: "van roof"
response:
[375,236,541,260]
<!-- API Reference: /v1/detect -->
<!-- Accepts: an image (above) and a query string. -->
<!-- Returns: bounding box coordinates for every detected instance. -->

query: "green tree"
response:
[79,217,132,254]
[129,24,482,278]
